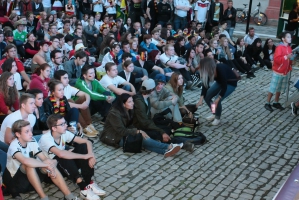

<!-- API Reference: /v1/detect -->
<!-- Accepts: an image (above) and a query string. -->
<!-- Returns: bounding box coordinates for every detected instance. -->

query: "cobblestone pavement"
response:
[6,66,299,200]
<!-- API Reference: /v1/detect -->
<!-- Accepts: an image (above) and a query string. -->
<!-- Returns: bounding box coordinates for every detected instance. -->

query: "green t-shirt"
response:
[13,30,27,42]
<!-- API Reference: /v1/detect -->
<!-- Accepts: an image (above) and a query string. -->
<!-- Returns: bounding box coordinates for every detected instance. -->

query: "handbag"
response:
[173,127,207,145]
[123,133,143,153]
[182,115,199,131]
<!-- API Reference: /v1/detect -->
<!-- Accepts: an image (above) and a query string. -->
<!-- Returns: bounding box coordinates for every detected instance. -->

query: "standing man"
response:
[194,0,210,29]
[223,0,236,39]
[208,0,223,33]
[157,0,172,27]
[286,2,299,38]
[173,0,191,31]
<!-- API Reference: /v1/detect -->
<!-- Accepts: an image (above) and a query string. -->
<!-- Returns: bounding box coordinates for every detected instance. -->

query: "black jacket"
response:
[263,45,276,61]
[223,7,236,28]
[208,2,223,24]
[33,106,48,135]
[43,96,72,118]
[32,2,44,15]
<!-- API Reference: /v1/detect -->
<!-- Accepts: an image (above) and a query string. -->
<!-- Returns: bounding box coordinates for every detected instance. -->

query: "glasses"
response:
[55,122,67,127]
[53,40,59,43]
[55,56,63,59]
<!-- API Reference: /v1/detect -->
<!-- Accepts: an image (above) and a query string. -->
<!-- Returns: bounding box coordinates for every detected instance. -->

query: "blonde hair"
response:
[219,37,232,60]
[199,57,216,88]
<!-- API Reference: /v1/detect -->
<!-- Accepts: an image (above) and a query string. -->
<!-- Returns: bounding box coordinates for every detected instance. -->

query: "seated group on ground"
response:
[0,2,281,199]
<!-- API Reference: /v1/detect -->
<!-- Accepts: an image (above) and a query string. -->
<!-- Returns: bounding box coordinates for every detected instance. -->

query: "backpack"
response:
[172,127,207,145]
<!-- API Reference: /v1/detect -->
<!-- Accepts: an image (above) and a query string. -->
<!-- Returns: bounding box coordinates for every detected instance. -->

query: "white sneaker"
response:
[206,115,215,121]
[164,144,181,158]
[211,119,221,126]
[263,66,269,71]
[80,188,100,200]
[176,143,184,148]
[252,64,257,68]
[86,182,106,196]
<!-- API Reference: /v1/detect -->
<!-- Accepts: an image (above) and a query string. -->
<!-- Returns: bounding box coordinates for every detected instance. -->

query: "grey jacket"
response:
[150,87,173,110]
[63,60,81,86]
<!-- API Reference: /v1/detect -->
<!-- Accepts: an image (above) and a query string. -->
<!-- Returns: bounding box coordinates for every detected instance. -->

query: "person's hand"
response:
[84,153,95,160]
[171,96,178,105]
[94,34,97,37]
[188,111,193,119]
[67,126,76,133]
[287,53,293,59]
[81,101,89,109]
[140,131,150,139]
[185,66,190,71]
[106,96,114,103]
[162,133,171,142]
[88,156,96,168]
[229,14,232,18]
[213,97,220,109]
[144,14,147,18]
[141,75,148,81]
[196,100,203,108]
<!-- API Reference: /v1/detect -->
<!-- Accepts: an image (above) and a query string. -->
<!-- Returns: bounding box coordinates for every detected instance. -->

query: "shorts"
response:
[269,72,290,94]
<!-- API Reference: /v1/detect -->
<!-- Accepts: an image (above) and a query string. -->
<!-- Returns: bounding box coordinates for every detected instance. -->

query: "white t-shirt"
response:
[104,0,116,14]
[38,130,75,159]
[94,21,103,30]
[151,38,159,45]
[42,0,51,7]
[64,84,79,99]
[160,53,179,65]
[93,0,103,12]
[14,72,22,90]
[243,34,259,45]
[7,138,42,177]
[174,0,191,17]
[99,75,126,91]
[194,0,210,22]
[0,110,36,142]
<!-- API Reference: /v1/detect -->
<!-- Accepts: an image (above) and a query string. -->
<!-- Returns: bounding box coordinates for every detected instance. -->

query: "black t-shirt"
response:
[157,2,171,22]
[134,60,155,74]
[148,1,158,20]
[287,10,299,31]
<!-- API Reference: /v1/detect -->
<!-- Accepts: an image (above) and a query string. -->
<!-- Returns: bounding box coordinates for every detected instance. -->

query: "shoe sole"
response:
[84,134,98,138]
[291,103,297,116]
[211,121,220,126]
[164,146,181,158]
[206,116,215,121]
[264,105,273,112]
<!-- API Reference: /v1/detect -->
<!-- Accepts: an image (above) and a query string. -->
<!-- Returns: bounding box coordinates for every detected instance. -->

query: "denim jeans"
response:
[119,137,169,155]
[122,84,131,91]
[0,149,7,174]
[163,68,173,82]
[226,28,235,39]
[0,141,8,153]
[173,15,187,31]
[204,82,236,119]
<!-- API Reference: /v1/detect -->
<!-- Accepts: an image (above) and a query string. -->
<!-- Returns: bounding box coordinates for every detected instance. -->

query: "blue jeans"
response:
[163,68,173,82]
[33,135,42,142]
[0,141,8,152]
[0,149,7,174]
[204,82,236,119]
[226,28,235,39]
[122,84,131,91]
[119,137,169,155]
[173,15,187,31]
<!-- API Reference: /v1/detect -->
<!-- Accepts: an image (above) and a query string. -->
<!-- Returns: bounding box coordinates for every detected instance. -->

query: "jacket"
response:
[208,2,223,24]
[140,41,158,53]
[32,2,44,15]
[100,107,137,147]
[272,43,292,75]
[43,96,72,118]
[132,94,164,135]
[75,78,115,101]
[223,7,236,28]
[29,74,50,98]
[118,71,136,89]
[263,45,276,61]
[22,1,33,15]
[149,87,173,110]
[0,94,19,115]
[165,83,184,107]
[32,106,48,135]
[63,59,82,86]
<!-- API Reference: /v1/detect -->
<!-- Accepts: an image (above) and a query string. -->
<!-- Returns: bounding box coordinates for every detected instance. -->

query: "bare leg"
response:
[266,92,273,103]
[49,168,71,196]
[24,166,47,198]
[274,92,281,102]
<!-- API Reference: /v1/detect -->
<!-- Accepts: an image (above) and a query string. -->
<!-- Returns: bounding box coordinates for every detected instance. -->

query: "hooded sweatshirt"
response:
[29,74,50,98]
[272,42,292,75]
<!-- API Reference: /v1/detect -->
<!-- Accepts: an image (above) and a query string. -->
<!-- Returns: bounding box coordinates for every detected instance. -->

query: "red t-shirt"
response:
[0,57,25,75]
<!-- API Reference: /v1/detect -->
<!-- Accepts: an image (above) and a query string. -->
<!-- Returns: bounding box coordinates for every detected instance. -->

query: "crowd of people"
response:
[0,0,296,199]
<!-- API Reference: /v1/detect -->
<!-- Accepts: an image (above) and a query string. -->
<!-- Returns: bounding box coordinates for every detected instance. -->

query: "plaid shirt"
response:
[48,61,64,78]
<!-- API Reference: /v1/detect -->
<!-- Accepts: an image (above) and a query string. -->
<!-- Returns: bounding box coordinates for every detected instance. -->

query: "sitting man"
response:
[150,74,181,122]
[160,44,193,89]
[75,65,115,124]
[98,42,121,72]
[54,70,99,137]
[3,120,79,200]
[39,114,106,199]
[99,62,136,96]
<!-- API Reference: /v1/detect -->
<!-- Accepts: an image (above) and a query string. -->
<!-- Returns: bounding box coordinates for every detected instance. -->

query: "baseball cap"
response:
[75,43,86,52]
[141,79,155,91]
[154,74,166,84]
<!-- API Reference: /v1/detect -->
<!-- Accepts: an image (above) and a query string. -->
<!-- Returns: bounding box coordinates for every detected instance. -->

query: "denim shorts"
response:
[269,72,289,93]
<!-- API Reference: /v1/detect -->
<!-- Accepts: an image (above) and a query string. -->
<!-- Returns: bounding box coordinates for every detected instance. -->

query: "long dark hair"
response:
[169,72,183,97]
[113,93,134,124]
[148,50,160,65]
[0,72,18,107]
[252,38,262,52]
[2,58,15,72]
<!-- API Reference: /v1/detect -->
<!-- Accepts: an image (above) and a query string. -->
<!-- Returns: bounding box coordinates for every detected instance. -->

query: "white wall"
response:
[229,0,269,13]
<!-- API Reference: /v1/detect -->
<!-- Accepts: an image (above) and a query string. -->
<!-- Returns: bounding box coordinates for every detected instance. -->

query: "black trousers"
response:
[55,143,94,188]
[171,68,192,82]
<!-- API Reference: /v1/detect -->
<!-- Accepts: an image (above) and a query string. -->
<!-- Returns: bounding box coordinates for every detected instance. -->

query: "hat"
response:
[14,19,27,28]
[142,79,155,91]
[154,74,166,84]
[39,40,51,46]
[50,10,57,15]
[100,23,109,33]
[75,43,86,52]
[109,22,116,29]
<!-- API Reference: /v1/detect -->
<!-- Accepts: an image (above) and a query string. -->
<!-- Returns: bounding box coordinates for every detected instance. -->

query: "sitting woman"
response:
[174,36,186,57]
[0,72,19,124]
[165,72,198,118]
[147,50,172,81]
[29,63,51,99]
[43,79,82,137]
[26,89,48,139]
[118,60,140,91]
[246,38,267,70]
[262,38,276,70]
[100,93,181,158]
[1,58,22,90]
[140,34,158,53]
[24,33,39,59]
[209,38,221,62]
[184,48,201,88]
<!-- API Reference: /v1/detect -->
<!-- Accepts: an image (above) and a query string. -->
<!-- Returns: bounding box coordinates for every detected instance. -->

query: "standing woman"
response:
[262,38,276,70]
[29,63,51,99]
[197,57,238,126]
[0,72,19,124]
[100,93,181,158]
[165,72,198,118]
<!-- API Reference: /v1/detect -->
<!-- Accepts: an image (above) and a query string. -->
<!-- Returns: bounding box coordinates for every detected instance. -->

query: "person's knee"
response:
[122,85,131,91]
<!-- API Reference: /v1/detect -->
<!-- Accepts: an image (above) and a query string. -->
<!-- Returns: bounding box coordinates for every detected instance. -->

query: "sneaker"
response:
[272,103,285,110]
[64,197,82,200]
[252,64,258,68]
[83,127,98,138]
[76,131,84,138]
[211,119,220,126]
[178,143,184,148]
[206,115,215,121]
[263,66,269,71]
[88,124,99,135]
[80,188,100,200]
[87,181,106,196]
[264,103,274,112]
[183,142,194,153]
[291,102,298,116]
[164,144,181,158]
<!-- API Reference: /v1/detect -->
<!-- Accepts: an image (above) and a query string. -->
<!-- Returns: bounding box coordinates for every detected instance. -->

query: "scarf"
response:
[49,95,66,116]
[110,51,118,65]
